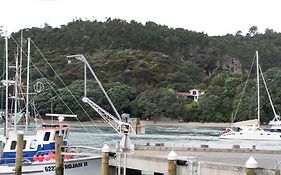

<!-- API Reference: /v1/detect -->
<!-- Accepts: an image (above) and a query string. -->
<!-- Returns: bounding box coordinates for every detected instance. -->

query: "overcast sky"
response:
[1,0,281,36]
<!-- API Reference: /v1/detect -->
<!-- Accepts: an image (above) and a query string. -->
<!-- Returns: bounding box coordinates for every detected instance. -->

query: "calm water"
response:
[68,123,281,150]
[1,123,281,150]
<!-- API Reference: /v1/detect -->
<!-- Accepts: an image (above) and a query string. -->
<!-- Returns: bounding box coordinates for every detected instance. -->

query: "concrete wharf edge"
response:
[107,144,281,175]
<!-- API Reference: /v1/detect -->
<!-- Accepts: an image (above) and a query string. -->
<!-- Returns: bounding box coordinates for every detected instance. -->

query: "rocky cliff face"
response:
[189,47,244,76]
[216,55,243,74]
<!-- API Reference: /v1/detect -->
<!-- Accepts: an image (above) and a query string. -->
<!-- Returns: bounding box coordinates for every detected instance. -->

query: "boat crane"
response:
[67,54,136,135]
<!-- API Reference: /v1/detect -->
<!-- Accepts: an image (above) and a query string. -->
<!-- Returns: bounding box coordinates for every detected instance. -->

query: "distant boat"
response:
[219,51,281,140]
[0,35,101,174]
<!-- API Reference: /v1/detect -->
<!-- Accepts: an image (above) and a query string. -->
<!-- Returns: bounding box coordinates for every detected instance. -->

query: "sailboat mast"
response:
[25,38,31,132]
[4,33,9,138]
[14,48,19,131]
[19,29,23,85]
[256,51,260,126]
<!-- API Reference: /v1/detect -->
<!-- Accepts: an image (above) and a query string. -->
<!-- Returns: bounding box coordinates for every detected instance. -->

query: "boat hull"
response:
[219,131,281,141]
[0,156,101,175]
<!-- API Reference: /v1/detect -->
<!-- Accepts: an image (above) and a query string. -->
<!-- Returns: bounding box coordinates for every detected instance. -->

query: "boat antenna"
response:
[13,46,19,131]
[256,51,260,126]
[25,38,31,132]
[19,29,23,85]
[4,32,9,138]
[1,41,5,115]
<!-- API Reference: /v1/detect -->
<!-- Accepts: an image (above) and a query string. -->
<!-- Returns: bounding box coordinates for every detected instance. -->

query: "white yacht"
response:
[220,51,281,140]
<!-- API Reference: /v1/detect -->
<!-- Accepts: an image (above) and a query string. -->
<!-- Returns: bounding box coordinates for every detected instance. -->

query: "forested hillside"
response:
[1,18,281,122]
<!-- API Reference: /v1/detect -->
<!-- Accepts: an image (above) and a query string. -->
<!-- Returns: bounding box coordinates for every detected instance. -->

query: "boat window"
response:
[23,140,27,149]
[64,129,68,139]
[44,132,51,141]
[30,139,37,149]
[54,130,60,140]
[10,141,17,150]
[61,130,65,138]
[0,141,3,149]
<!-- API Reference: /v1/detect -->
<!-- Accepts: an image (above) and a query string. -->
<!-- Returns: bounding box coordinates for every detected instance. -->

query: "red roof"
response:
[178,92,191,96]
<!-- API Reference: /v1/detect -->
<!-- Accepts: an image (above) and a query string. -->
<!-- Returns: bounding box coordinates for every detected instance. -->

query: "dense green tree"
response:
[194,71,243,122]
[134,88,188,120]
[2,18,281,122]
[248,26,258,37]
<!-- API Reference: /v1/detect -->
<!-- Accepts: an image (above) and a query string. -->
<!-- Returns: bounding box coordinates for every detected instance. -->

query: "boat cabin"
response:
[0,124,69,164]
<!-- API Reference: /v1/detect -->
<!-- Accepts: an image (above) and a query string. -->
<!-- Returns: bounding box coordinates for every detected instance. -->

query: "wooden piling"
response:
[167,150,177,175]
[55,136,64,175]
[245,156,257,175]
[246,168,256,175]
[102,144,109,175]
[15,131,24,175]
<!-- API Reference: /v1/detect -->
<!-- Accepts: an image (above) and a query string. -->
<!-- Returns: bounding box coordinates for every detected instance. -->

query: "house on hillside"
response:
[178,89,205,102]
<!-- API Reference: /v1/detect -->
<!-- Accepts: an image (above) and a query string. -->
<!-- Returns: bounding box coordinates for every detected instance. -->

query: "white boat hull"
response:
[0,156,101,175]
[219,131,281,141]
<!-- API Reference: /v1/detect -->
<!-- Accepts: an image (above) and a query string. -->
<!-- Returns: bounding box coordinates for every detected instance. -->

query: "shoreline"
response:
[73,119,231,128]
[140,120,230,128]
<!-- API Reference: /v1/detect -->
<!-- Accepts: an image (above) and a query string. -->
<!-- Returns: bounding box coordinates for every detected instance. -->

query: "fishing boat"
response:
[0,35,102,174]
[219,51,281,140]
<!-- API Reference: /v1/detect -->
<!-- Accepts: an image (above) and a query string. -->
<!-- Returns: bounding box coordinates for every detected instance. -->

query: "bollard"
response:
[167,150,177,175]
[55,136,64,175]
[15,131,24,175]
[201,144,209,148]
[245,156,257,175]
[252,145,256,150]
[102,144,110,175]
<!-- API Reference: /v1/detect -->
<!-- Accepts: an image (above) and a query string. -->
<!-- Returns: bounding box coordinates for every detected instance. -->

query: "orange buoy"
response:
[44,154,51,161]
[49,152,56,160]
[33,155,38,161]
[37,155,44,162]
[64,154,73,159]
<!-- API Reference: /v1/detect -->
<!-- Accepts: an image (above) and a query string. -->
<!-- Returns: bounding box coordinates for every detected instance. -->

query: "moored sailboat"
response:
[220,51,281,140]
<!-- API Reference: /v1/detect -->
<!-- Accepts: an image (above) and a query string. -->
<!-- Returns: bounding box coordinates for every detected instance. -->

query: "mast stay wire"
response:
[233,56,256,122]
[9,36,107,136]
[30,39,104,132]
